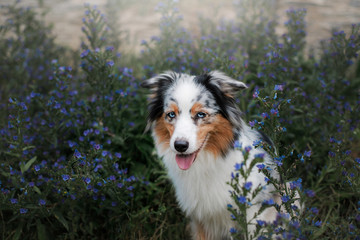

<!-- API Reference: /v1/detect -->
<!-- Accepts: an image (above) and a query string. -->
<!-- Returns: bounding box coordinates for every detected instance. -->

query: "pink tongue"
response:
[176,153,196,170]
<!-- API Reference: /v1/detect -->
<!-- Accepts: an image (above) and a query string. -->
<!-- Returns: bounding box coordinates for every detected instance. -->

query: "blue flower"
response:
[311,207,319,214]
[305,189,315,197]
[106,46,114,51]
[84,177,91,184]
[234,163,243,171]
[274,84,284,91]
[106,60,114,67]
[237,196,246,204]
[281,195,290,203]
[62,174,70,181]
[74,149,82,159]
[229,227,237,234]
[314,220,322,227]
[233,140,242,149]
[20,208,28,214]
[257,220,266,226]
[10,198,18,204]
[244,182,252,190]
[257,163,265,170]
[304,150,311,157]
[39,199,46,206]
[102,151,108,157]
[263,198,275,205]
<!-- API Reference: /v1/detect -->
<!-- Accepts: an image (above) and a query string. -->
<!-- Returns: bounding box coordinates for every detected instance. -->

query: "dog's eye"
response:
[196,112,206,118]
[167,111,176,119]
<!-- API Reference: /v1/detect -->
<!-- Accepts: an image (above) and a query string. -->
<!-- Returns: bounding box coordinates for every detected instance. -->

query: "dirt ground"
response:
[1,0,360,53]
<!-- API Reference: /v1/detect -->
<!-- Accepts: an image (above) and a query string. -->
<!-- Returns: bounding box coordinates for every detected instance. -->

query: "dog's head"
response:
[142,71,247,170]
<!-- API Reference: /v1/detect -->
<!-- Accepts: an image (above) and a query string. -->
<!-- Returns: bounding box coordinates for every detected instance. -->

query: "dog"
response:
[142,71,284,239]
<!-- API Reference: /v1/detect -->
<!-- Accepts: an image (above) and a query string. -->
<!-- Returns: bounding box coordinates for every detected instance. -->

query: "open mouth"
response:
[175,135,208,170]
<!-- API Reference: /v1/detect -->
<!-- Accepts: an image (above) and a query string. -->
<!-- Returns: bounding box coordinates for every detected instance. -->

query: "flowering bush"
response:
[1,0,359,239]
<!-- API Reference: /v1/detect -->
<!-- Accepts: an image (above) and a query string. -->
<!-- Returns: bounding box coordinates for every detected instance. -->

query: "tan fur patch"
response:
[154,103,179,149]
[202,115,234,157]
[191,102,204,115]
[154,114,171,149]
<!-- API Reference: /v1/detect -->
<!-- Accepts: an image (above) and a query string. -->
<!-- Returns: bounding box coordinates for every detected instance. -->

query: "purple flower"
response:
[39,199,46,206]
[234,163,243,171]
[305,189,315,197]
[314,220,322,227]
[102,151,108,157]
[10,198,18,204]
[253,89,260,98]
[115,152,122,159]
[328,151,336,157]
[62,174,70,181]
[20,208,28,214]
[249,120,256,127]
[274,85,284,91]
[245,146,252,152]
[263,198,275,205]
[257,220,266,226]
[237,196,246,204]
[311,207,319,214]
[106,60,114,67]
[74,149,82,159]
[229,228,237,234]
[34,165,40,172]
[290,178,302,189]
[80,49,90,58]
[106,46,114,51]
[304,150,311,157]
[281,195,290,203]
[244,182,253,190]
[84,177,91,184]
[255,153,265,159]
[257,163,265,170]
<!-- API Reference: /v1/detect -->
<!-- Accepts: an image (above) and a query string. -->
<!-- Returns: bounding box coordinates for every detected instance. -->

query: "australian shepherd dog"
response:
[142,71,283,239]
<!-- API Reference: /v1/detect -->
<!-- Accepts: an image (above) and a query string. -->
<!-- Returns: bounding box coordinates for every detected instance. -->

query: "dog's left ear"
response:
[208,71,247,97]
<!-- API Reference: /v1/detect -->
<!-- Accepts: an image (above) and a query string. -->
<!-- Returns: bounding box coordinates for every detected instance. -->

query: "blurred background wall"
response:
[1,0,360,52]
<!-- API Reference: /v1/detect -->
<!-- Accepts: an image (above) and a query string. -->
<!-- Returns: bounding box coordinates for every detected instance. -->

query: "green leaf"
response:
[21,156,37,173]
[33,185,41,194]
[54,210,69,231]
[13,222,23,240]
[36,219,47,240]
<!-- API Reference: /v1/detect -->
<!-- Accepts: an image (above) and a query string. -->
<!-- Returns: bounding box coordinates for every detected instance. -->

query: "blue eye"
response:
[167,111,176,119]
[196,112,206,118]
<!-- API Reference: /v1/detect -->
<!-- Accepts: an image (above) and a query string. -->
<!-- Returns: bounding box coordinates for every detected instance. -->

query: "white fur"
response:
[153,123,279,239]
[147,72,283,239]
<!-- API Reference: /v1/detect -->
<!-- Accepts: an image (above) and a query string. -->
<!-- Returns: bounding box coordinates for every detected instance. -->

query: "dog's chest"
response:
[164,152,239,220]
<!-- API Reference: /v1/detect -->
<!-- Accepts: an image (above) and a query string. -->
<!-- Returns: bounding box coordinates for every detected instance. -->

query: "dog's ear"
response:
[141,71,177,93]
[208,71,247,97]
[141,71,178,131]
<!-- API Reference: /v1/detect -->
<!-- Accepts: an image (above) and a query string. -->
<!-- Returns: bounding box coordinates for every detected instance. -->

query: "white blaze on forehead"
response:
[165,76,202,111]
[163,76,204,154]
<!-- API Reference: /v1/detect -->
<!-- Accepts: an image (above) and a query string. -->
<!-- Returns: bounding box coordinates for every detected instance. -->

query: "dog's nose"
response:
[174,140,189,153]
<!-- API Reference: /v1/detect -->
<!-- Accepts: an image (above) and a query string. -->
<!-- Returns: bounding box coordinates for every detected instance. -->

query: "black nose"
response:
[174,140,189,153]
